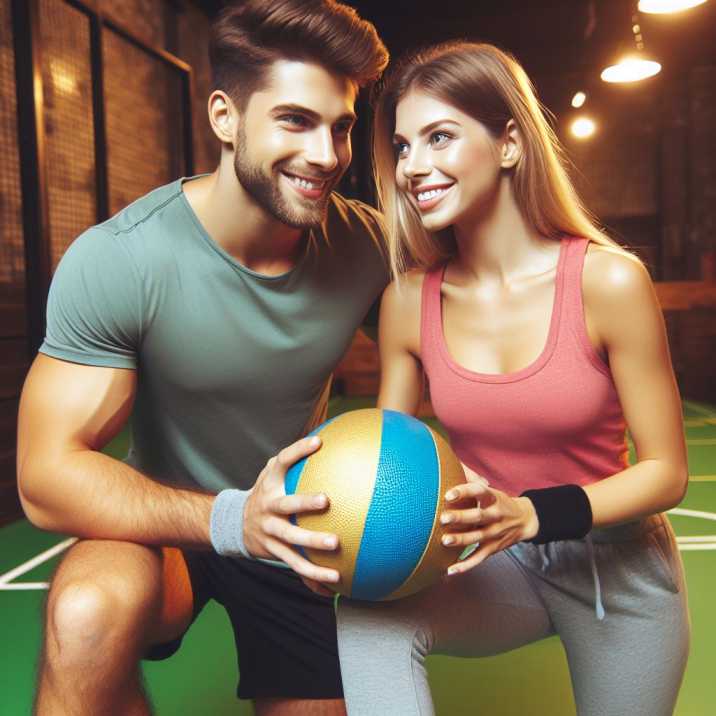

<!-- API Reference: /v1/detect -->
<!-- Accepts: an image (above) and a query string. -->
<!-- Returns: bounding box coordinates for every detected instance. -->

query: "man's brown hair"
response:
[210,0,389,107]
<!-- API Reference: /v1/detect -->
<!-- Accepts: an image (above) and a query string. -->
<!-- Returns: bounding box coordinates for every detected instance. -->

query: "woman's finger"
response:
[440,504,484,526]
[461,463,489,483]
[446,544,492,575]
[441,529,482,547]
[445,481,491,504]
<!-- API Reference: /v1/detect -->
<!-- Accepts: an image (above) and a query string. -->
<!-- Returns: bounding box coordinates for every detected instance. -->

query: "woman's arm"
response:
[376,274,425,414]
[579,246,688,524]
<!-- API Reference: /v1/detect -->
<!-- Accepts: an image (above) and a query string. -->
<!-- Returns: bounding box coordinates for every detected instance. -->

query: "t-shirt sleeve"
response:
[39,227,142,369]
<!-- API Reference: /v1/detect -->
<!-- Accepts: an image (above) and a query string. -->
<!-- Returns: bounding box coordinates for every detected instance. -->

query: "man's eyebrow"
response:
[271,104,357,124]
[393,119,461,142]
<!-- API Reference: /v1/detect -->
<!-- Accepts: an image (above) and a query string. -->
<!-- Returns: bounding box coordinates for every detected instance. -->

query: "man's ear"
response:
[500,119,522,169]
[208,90,238,146]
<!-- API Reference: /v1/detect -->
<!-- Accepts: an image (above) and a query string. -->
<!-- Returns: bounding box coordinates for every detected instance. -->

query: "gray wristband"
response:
[210,488,253,559]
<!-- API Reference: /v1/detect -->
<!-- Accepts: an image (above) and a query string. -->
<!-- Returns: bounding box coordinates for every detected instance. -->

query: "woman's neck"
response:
[451,176,555,286]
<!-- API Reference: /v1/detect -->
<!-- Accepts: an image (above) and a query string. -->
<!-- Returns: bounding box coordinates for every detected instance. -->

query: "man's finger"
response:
[264,516,339,551]
[266,537,340,584]
[273,492,329,516]
[275,436,322,471]
[300,576,336,598]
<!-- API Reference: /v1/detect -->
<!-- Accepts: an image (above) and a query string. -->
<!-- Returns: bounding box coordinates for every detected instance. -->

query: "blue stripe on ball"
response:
[351,410,439,600]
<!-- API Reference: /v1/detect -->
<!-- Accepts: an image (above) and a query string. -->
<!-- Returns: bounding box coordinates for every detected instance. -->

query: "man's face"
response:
[234,60,357,229]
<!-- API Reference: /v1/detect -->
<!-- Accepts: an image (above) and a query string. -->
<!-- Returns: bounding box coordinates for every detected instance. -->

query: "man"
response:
[16,1,388,713]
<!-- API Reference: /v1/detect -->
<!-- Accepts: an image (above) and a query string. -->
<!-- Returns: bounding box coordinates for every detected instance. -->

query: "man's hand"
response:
[243,436,341,585]
[440,464,539,575]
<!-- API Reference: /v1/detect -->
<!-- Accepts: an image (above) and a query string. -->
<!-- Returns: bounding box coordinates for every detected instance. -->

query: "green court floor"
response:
[2,399,715,714]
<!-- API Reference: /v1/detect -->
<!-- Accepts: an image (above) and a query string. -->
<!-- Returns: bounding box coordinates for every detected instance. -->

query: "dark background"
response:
[1,0,715,524]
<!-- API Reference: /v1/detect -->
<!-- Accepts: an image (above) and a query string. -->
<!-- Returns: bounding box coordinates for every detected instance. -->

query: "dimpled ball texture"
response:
[285,408,466,600]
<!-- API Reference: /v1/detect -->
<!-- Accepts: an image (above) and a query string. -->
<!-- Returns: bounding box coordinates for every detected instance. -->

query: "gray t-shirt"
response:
[40,177,388,493]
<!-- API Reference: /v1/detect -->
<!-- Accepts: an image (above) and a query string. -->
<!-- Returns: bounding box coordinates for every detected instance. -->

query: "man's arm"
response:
[17,354,214,548]
[18,354,342,583]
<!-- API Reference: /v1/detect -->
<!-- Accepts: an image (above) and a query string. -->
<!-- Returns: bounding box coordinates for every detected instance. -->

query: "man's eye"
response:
[280,115,308,128]
[333,122,353,136]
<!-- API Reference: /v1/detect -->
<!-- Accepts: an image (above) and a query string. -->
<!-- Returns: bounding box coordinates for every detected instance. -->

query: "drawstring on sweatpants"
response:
[586,535,605,621]
[537,543,551,571]
[536,539,605,621]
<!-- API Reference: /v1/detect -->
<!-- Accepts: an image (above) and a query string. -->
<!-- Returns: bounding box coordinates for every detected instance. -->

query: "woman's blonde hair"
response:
[372,41,621,277]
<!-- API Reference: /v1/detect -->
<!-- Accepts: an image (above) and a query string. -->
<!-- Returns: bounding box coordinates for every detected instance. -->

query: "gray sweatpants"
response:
[336,513,690,715]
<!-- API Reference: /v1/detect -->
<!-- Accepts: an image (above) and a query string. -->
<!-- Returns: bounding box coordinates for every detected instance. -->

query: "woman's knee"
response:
[336,600,433,661]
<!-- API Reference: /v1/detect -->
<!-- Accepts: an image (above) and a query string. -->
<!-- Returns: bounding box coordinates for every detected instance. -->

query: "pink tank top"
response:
[420,237,629,496]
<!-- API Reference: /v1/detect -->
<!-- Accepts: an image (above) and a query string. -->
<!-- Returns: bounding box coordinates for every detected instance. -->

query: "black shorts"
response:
[144,551,343,701]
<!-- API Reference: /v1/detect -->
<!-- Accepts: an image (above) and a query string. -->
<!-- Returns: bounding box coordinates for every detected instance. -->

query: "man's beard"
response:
[234,124,333,229]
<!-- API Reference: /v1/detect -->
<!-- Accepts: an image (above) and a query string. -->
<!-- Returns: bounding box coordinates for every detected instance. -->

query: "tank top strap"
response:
[420,264,447,363]
[557,236,598,354]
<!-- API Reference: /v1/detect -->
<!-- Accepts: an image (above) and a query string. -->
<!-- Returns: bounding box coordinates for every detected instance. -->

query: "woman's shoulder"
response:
[383,268,429,310]
[582,242,658,329]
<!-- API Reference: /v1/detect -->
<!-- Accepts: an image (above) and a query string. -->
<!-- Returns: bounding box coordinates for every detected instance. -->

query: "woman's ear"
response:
[208,90,237,146]
[500,119,522,169]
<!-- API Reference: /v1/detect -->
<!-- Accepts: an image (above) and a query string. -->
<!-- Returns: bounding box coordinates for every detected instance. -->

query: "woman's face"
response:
[393,90,504,233]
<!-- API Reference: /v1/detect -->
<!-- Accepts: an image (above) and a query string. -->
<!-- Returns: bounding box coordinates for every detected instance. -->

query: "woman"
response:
[335,42,690,715]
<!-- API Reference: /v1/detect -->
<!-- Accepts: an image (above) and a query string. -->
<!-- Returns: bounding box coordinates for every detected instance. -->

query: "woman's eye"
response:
[394,142,409,159]
[430,131,451,147]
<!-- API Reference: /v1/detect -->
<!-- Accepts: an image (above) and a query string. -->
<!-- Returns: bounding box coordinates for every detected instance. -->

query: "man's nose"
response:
[305,127,339,173]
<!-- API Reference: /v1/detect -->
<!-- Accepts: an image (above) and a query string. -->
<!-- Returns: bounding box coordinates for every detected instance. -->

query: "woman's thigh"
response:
[336,550,554,715]
[541,520,690,716]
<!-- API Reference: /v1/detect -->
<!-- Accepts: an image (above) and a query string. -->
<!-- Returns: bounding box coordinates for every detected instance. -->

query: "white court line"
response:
[2,503,716,593]
[676,535,716,543]
[683,401,716,418]
[678,544,716,551]
[0,582,50,590]
[668,507,716,522]
[0,537,77,586]
[686,438,716,446]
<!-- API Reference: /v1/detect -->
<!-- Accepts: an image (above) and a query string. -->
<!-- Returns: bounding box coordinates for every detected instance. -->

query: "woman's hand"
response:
[441,464,539,575]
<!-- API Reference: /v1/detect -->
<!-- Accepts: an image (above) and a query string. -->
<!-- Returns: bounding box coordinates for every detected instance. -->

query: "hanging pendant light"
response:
[600,8,662,83]
[638,0,707,14]
[601,56,662,82]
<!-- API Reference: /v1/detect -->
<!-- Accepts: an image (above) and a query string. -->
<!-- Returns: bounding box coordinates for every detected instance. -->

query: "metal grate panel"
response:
[103,27,184,215]
[40,0,97,270]
[0,0,26,290]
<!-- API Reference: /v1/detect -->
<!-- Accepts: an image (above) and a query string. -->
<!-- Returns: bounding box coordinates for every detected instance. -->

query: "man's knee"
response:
[45,572,159,667]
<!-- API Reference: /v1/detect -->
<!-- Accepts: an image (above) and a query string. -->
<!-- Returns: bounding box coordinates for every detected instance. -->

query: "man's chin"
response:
[278,195,330,229]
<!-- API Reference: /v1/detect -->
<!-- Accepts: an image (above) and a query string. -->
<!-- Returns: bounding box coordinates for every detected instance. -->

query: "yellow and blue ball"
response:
[285,408,466,601]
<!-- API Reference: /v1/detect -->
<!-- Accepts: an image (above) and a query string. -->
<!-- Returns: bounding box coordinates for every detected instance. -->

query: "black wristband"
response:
[520,484,593,544]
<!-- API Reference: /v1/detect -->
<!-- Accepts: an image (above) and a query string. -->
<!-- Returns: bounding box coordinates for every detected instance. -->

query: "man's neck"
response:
[182,165,305,277]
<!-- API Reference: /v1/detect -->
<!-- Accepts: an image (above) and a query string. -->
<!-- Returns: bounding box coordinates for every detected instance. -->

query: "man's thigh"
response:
[205,556,344,702]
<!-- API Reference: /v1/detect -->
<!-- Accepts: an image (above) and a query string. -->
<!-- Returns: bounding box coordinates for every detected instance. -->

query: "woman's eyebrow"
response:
[393,119,461,142]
